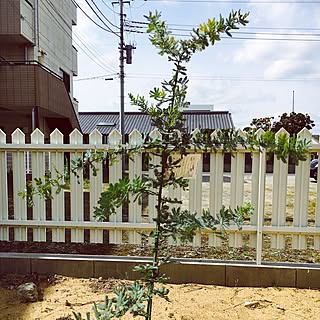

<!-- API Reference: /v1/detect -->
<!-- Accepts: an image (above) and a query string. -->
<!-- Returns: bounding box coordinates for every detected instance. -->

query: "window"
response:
[61,69,70,93]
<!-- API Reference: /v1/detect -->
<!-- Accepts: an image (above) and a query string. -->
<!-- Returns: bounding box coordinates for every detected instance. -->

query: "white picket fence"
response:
[1,127,320,265]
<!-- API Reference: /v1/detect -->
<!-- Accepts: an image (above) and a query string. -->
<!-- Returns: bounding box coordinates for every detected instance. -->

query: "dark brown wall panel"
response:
[0,0,21,35]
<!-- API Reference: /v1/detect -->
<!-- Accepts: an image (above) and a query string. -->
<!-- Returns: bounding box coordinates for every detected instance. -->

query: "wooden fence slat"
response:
[293,128,312,249]
[12,129,27,241]
[249,129,265,248]
[50,129,65,242]
[271,128,289,249]
[31,129,46,241]
[229,148,245,248]
[108,129,122,244]
[208,150,224,247]
[189,146,202,246]
[256,149,267,265]
[70,129,84,243]
[89,130,103,244]
[0,130,9,241]
[128,130,143,245]
[315,153,320,250]
[250,151,260,248]
[148,130,161,224]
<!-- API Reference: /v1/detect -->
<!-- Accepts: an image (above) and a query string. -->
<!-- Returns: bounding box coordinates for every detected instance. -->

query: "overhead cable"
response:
[73,0,120,37]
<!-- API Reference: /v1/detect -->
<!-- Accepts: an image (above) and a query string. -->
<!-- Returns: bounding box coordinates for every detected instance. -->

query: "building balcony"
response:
[0,61,80,136]
[0,0,34,45]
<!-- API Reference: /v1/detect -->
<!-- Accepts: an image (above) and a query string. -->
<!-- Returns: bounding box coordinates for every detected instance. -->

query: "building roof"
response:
[79,111,234,135]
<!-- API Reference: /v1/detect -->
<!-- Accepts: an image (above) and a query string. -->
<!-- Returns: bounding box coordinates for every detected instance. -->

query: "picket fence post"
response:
[31,129,46,241]
[249,128,264,248]
[229,129,245,248]
[189,129,203,247]
[148,129,161,224]
[89,129,103,243]
[271,128,289,249]
[12,129,27,241]
[293,128,312,249]
[128,129,143,245]
[0,130,9,241]
[315,152,320,250]
[256,147,266,265]
[108,129,123,244]
[70,129,84,243]
[208,130,223,247]
[50,129,65,242]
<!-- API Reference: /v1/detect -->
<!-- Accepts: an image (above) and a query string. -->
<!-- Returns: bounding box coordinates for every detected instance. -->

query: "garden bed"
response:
[0,274,319,319]
[1,240,319,264]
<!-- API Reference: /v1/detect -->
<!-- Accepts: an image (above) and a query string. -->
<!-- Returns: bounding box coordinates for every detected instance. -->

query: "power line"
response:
[41,0,118,73]
[126,21,320,37]
[73,31,118,73]
[100,0,119,14]
[73,0,120,37]
[127,75,320,82]
[83,0,118,33]
[125,29,320,42]
[126,19,320,32]
[74,73,118,81]
[79,72,320,82]
[90,0,120,29]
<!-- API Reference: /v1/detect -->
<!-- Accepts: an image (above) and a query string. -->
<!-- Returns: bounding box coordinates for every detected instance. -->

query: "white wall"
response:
[20,0,34,43]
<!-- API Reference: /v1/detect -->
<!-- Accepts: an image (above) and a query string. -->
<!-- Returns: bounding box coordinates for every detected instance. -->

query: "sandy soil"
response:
[0,275,320,320]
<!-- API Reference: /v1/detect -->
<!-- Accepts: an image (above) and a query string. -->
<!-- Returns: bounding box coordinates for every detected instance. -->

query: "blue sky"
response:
[73,0,320,132]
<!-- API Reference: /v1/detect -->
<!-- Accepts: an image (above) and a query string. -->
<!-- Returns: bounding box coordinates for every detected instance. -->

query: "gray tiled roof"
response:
[78,111,234,135]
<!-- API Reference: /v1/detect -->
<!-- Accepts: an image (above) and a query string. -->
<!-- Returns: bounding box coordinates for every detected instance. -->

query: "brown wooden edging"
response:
[0,253,320,289]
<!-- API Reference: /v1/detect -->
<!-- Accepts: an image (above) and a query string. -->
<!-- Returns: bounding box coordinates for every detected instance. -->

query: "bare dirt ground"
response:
[0,274,320,320]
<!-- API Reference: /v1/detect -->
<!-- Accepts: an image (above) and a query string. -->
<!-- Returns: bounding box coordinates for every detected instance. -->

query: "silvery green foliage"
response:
[73,10,252,320]
[19,10,309,320]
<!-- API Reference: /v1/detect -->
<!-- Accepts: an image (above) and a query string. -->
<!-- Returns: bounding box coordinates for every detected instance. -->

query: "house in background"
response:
[79,109,235,143]
[79,109,235,173]
[0,0,79,141]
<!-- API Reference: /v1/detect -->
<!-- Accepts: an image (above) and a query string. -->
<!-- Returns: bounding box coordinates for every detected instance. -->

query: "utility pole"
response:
[119,0,125,145]
[292,90,295,113]
[112,0,134,144]
[113,0,135,177]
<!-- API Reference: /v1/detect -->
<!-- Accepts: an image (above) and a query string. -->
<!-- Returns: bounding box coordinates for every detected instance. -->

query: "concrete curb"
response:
[1,253,320,289]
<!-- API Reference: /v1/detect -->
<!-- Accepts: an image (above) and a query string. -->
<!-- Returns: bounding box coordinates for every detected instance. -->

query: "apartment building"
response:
[0,0,80,141]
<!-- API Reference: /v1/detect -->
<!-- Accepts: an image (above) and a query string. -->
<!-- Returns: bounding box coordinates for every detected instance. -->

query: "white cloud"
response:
[264,60,315,79]
[233,40,274,64]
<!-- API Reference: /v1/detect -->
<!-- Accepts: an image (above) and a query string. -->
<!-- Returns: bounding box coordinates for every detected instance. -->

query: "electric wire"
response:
[126,19,320,32]
[126,73,320,82]
[73,31,118,73]
[74,73,118,81]
[73,0,120,37]
[100,0,119,14]
[125,20,320,38]
[82,0,119,34]
[124,28,320,42]
[90,0,119,29]
[40,0,118,73]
